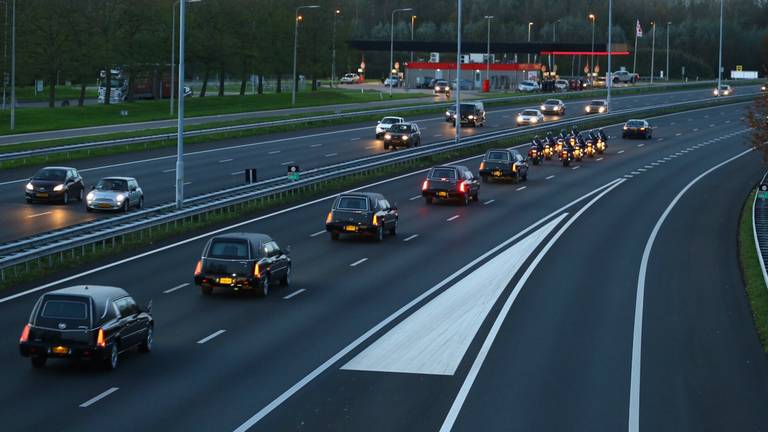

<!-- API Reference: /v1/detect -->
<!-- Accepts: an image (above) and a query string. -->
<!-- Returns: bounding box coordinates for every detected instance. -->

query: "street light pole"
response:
[170,0,178,116]
[666,22,671,81]
[410,15,416,63]
[9,0,14,129]
[484,16,493,83]
[550,19,559,72]
[455,0,461,144]
[606,0,613,110]
[717,0,723,89]
[527,22,533,64]
[589,14,596,76]
[292,5,319,106]
[175,0,187,209]
[650,21,656,84]
[0,1,6,111]
[332,9,340,88]
[389,7,413,97]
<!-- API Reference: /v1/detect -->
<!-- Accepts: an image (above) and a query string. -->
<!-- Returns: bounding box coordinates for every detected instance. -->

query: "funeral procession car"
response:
[325,192,398,241]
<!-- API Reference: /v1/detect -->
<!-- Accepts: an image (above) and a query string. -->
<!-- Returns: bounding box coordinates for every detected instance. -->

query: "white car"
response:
[554,79,569,91]
[713,84,733,96]
[340,73,360,84]
[516,109,545,126]
[375,116,405,139]
[517,80,540,92]
[383,76,400,87]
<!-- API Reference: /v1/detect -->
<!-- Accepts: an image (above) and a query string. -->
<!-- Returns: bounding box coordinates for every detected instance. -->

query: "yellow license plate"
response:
[218,277,234,285]
[98,203,112,208]
[51,346,69,355]
[493,171,502,177]
[345,225,358,232]
[36,193,48,197]
[438,192,448,198]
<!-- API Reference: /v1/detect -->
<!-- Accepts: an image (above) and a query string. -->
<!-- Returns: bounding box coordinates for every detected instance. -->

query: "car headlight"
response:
[25,182,33,191]
[402,135,409,140]
[468,115,474,119]
[53,184,65,192]
[724,91,729,95]
[384,134,391,140]
[540,105,546,111]
[116,194,125,202]
[517,116,524,122]
[623,126,628,130]
[586,106,591,112]
[86,192,95,201]
[714,89,718,95]
[531,118,538,123]
[446,111,451,116]
[599,107,605,113]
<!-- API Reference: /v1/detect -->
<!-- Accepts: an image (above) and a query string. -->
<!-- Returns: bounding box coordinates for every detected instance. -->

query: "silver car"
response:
[86,177,144,212]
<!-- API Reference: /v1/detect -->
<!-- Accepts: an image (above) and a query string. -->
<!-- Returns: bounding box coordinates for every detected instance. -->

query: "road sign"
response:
[736,65,743,72]
[287,165,300,181]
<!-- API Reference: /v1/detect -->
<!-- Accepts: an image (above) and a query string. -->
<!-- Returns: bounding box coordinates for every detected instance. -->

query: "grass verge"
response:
[738,190,768,351]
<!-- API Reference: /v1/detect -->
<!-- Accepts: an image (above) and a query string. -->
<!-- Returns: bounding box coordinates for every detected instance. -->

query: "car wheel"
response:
[463,193,470,206]
[30,355,46,369]
[138,196,144,209]
[77,188,84,202]
[139,326,153,353]
[383,143,390,150]
[201,285,213,295]
[86,206,93,213]
[330,231,340,241]
[375,226,384,242]
[25,198,32,204]
[424,196,433,205]
[123,200,130,213]
[259,275,270,297]
[280,266,291,287]
[388,220,397,236]
[104,343,119,371]
[62,191,69,205]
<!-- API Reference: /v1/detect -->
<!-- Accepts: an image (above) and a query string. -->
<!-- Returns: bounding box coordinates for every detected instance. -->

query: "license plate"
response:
[344,225,358,232]
[437,192,448,198]
[493,170,502,177]
[36,193,48,198]
[218,277,234,285]
[51,346,70,355]
[98,203,112,208]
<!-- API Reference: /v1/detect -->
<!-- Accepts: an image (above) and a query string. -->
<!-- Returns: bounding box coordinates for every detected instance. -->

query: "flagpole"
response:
[632,32,638,74]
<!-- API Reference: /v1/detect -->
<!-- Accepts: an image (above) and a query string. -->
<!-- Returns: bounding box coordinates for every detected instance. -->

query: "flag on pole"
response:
[636,20,643,37]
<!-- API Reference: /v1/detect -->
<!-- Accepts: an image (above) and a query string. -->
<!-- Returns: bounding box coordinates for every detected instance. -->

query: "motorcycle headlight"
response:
[87,192,95,201]
[53,184,65,192]
[446,111,451,116]
[25,182,33,191]
[116,194,125,202]
[384,134,391,140]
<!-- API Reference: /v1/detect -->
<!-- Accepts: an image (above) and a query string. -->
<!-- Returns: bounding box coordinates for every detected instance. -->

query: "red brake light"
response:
[459,181,466,193]
[19,324,30,343]
[194,260,203,276]
[96,328,106,348]
[422,180,429,191]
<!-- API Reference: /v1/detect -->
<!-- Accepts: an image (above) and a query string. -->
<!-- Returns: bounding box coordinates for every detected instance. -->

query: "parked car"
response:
[86,177,144,212]
[25,166,85,204]
[375,116,406,139]
[384,122,422,149]
[478,149,529,183]
[622,119,653,139]
[325,192,398,241]
[422,165,480,206]
[540,99,566,115]
[585,99,608,114]
[19,285,153,370]
[433,80,450,94]
[612,70,639,84]
[193,233,291,297]
[517,80,540,92]
[383,76,400,87]
[554,79,569,91]
[713,84,733,96]
[340,73,361,84]
[451,79,473,91]
[516,109,545,126]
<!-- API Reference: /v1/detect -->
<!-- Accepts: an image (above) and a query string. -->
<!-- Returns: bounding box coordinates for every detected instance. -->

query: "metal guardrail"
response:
[0,80,719,163]
[752,171,768,290]
[0,92,756,277]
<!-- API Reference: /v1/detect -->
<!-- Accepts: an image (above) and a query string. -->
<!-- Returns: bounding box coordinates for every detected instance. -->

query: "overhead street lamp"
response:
[0,1,7,111]
[717,0,723,90]
[550,19,560,71]
[606,0,613,110]
[331,9,341,88]
[649,21,656,84]
[455,0,462,144]
[589,14,596,75]
[389,7,413,97]
[666,21,671,81]
[9,0,13,129]
[527,22,533,64]
[170,0,201,116]
[484,16,493,83]
[292,5,320,106]
[410,15,416,63]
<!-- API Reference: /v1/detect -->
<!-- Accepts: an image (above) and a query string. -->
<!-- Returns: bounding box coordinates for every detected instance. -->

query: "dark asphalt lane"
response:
[0,85,755,243]
[0,101,762,431]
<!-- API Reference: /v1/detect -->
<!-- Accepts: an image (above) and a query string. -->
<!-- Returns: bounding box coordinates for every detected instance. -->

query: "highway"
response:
[0,85,759,243]
[0,100,765,431]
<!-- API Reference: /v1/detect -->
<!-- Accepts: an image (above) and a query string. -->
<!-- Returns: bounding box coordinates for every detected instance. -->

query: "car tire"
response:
[62,191,69,205]
[463,193,470,206]
[77,188,84,202]
[123,200,130,213]
[383,143,390,150]
[330,231,340,241]
[280,266,291,287]
[259,275,270,297]
[375,226,384,242]
[138,196,144,209]
[104,343,119,371]
[201,285,213,295]
[139,326,153,353]
[424,196,433,205]
[86,206,93,213]
[30,355,46,369]
[388,221,397,236]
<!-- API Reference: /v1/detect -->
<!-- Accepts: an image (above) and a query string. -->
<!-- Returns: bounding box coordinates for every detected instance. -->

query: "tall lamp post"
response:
[550,19,559,71]
[589,14,596,76]
[717,0,723,90]
[649,21,656,84]
[9,0,14,129]
[527,22,533,64]
[291,5,320,106]
[410,15,416,63]
[484,16,493,83]
[0,1,6,111]
[606,0,613,110]
[665,21,671,81]
[389,7,413,97]
[455,0,462,143]
[331,9,341,88]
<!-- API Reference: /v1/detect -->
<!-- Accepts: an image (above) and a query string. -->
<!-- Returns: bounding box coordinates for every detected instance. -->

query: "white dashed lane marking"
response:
[447,215,460,222]
[350,258,368,267]
[403,234,419,242]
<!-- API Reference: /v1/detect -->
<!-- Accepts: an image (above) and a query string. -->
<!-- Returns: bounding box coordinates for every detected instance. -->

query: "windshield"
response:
[33,168,67,181]
[435,81,447,86]
[544,100,559,105]
[336,196,369,210]
[95,179,128,191]
[429,168,457,180]
[487,151,510,161]
[390,124,412,133]
[627,121,645,127]
[208,240,249,259]
[381,118,399,124]
[522,110,539,116]
[591,101,605,106]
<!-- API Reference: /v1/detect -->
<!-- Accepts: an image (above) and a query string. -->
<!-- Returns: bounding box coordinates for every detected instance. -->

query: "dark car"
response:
[19,285,153,370]
[479,149,529,183]
[194,233,291,297]
[25,166,85,204]
[422,165,480,205]
[622,119,653,139]
[448,102,486,127]
[585,99,608,114]
[325,192,398,241]
[433,80,450,94]
[384,123,422,149]
[540,99,566,115]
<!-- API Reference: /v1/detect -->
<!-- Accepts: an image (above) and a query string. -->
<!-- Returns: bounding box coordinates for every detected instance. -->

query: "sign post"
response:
[287,165,301,181]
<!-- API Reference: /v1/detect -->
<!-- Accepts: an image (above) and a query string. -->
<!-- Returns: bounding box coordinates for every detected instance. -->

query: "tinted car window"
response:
[487,151,510,161]
[627,120,645,127]
[381,117,399,124]
[429,168,457,180]
[592,100,605,106]
[41,300,88,320]
[33,168,67,181]
[522,110,539,116]
[208,240,249,259]
[96,179,128,191]
[337,196,368,210]
[391,124,412,133]
[544,99,559,104]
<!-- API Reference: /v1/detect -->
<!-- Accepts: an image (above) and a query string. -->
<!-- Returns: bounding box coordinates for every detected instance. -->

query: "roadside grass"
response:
[738,190,768,352]
[14,85,99,102]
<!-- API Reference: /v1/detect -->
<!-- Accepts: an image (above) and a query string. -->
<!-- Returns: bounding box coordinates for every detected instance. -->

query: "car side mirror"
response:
[285,245,291,255]
[145,300,152,314]
[130,186,137,192]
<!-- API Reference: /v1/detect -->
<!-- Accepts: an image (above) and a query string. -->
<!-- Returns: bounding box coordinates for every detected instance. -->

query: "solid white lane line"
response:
[447,215,460,222]
[310,143,323,147]
[162,168,176,173]
[197,330,226,344]
[324,153,338,157]
[163,283,189,294]
[628,148,753,432]
[218,158,233,163]
[343,215,567,376]
[545,175,555,180]
[483,199,495,205]
[268,150,281,154]
[409,195,421,201]
[516,186,527,191]
[637,144,645,147]
[403,234,419,242]
[618,150,625,154]
[597,157,604,161]
[280,161,296,166]
[27,212,52,218]
[79,387,119,408]
[309,230,325,238]
[283,289,306,300]
[439,179,625,432]
[230,171,244,176]
[350,137,361,141]
[350,258,368,267]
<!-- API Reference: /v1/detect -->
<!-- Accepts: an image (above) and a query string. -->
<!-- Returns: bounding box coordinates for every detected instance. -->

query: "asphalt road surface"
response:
[0,99,765,431]
[0,86,758,243]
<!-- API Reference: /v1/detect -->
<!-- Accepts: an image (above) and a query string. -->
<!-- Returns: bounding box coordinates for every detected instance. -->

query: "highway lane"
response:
[0,103,763,431]
[0,85,757,243]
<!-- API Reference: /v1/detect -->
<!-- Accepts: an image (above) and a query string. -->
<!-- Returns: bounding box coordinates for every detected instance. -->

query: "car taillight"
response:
[512,164,518,173]
[422,180,429,191]
[459,181,467,193]
[19,324,30,343]
[96,328,106,348]
[372,214,379,226]
[194,260,202,276]
[254,263,261,278]
[326,211,333,224]
[480,162,485,170]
